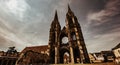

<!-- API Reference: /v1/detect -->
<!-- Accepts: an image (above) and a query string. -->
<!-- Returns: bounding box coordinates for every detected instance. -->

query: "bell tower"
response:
[64,5,90,63]
[48,11,61,64]
[48,5,90,64]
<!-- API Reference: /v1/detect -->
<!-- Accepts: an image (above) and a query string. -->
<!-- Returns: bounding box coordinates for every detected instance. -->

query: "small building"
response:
[21,45,49,55]
[0,47,19,65]
[112,43,120,63]
[89,51,115,63]
[16,45,50,65]
[0,51,4,56]
[88,53,96,63]
[101,51,115,62]
[89,52,104,63]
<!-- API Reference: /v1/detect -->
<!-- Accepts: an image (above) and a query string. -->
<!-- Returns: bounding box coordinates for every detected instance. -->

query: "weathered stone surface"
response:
[48,5,90,64]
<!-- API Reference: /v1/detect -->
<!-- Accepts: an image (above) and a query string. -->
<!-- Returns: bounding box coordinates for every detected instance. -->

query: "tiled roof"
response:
[112,43,120,50]
[21,45,48,53]
[101,51,114,56]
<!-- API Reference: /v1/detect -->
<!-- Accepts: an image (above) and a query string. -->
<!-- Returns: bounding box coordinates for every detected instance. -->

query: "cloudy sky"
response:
[0,0,120,53]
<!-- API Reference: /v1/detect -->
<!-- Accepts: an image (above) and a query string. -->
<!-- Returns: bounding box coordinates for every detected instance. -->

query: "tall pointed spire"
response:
[54,10,60,26]
[67,4,74,16]
[68,4,72,12]
[54,10,58,21]
[50,10,61,32]
[50,10,61,29]
[51,10,59,29]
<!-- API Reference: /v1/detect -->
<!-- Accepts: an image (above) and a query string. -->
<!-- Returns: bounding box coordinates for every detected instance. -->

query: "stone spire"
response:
[49,10,61,64]
[67,4,74,16]
[68,4,72,13]
[50,10,61,30]
[54,10,58,21]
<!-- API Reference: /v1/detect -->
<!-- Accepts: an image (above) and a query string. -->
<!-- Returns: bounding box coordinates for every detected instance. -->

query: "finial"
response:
[54,10,58,20]
[68,4,72,12]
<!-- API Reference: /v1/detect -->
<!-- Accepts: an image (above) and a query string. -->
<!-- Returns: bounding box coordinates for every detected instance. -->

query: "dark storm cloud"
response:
[71,0,105,21]
[87,0,120,34]
[85,0,120,52]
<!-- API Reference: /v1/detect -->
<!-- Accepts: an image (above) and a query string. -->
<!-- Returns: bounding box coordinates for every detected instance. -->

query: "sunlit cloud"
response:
[0,0,30,21]
[0,0,72,51]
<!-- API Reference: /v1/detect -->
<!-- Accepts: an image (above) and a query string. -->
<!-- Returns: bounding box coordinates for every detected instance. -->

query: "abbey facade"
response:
[16,5,90,65]
[48,5,90,64]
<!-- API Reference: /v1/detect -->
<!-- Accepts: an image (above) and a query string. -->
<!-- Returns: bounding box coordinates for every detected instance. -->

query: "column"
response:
[55,47,57,64]
[70,47,74,63]
[75,28,84,63]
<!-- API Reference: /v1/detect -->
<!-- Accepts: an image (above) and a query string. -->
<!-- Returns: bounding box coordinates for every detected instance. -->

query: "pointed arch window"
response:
[63,52,70,64]
[73,35,76,40]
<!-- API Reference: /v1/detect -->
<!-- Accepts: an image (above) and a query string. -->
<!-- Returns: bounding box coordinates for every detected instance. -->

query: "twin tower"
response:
[48,5,90,64]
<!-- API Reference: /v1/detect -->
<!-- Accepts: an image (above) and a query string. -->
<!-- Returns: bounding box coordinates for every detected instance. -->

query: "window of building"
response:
[118,50,120,54]
[73,35,76,40]
[62,37,68,44]
[63,52,70,64]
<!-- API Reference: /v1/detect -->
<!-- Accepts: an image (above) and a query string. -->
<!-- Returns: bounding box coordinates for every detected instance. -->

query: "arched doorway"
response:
[59,47,70,64]
[63,52,70,64]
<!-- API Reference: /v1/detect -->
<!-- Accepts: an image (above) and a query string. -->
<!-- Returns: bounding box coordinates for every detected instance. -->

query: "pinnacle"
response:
[53,10,60,27]
[54,10,58,21]
[68,4,72,12]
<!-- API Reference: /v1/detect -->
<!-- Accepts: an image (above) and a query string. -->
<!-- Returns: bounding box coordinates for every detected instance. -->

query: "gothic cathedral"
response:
[48,5,90,64]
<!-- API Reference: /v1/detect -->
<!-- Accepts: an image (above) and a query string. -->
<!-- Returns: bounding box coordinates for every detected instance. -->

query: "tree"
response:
[6,46,18,56]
